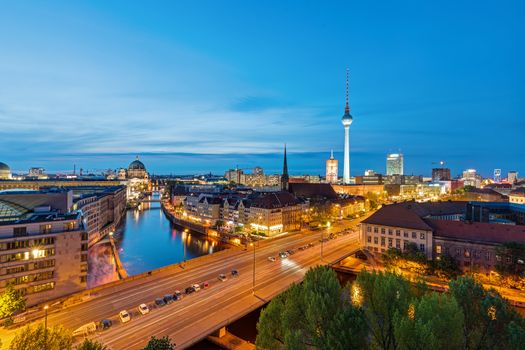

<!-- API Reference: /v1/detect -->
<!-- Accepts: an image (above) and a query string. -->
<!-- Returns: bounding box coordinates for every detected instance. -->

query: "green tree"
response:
[256,266,367,350]
[76,338,108,350]
[356,270,413,350]
[448,276,524,350]
[394,292,465,350]
[0,284,26,322]
[9,324,72,350]
[142,336,176,350]
[507,321,525,350]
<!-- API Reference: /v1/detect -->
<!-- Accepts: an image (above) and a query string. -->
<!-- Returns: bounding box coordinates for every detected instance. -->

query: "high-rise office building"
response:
[325,150,338,184]
[432,167,451,181]
[508,171,518,184]
[386,153,404,176]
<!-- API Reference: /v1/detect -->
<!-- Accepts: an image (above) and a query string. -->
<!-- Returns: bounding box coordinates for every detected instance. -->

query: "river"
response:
[88,193,226,286]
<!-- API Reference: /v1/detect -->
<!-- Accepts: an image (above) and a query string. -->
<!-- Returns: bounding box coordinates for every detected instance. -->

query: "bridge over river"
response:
[22,226,361,349]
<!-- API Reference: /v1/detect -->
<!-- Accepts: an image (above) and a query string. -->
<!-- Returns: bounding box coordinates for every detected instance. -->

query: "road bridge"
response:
[20,225,362,349]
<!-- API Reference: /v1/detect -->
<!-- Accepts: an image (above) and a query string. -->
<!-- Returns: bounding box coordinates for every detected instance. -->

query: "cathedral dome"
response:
[128,158,146,171]
[0,162,11,179]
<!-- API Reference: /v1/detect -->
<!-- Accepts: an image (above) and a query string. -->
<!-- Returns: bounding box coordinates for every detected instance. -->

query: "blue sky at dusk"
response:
[0,1,523,177]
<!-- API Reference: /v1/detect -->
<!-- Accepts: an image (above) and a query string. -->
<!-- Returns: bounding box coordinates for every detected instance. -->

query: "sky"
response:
[0,1,524,177]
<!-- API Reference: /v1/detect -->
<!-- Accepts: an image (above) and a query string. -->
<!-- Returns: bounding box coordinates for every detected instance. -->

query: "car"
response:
[138,303,150,315]
[298,246,305,251]
[267,256,276,262]
[308,242,315,248]
[185,286,195,294]
[155,298,165,307]
[174,290,183,300]
[99,319,112,330]
[231,269,239,277]
[201,281,209,289]
[192,283,201,291]
[218,274,227,282]
[119,310,131,323]
[163,294,174,304]
[279,251,288,259]
[286,249,295,255]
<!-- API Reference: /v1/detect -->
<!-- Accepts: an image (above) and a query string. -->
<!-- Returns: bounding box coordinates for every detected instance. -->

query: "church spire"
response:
[281,144,289,191]
[344,67,350,115]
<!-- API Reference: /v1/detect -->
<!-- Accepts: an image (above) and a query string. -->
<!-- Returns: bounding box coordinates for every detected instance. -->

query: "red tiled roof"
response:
[510,187,525,197]
[362,203,433,231]
[251,191,300,209]
[426,219,525,245]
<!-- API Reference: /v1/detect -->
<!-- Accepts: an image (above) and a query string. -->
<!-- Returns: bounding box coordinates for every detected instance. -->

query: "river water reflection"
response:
[114,195,225,276]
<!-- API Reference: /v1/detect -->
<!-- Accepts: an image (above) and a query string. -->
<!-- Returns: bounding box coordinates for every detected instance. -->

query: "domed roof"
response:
[128,156,146,170]
[0,162,10,172]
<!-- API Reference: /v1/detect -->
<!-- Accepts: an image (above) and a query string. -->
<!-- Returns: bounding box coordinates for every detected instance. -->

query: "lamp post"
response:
[251,241,256,295]
[44,305,49,350]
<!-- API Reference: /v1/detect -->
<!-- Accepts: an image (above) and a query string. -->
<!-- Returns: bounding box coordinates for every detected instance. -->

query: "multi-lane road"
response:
[38,224,362,349]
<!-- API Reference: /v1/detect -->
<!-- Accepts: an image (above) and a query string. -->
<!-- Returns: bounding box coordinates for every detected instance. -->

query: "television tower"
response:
[342,68,353,184]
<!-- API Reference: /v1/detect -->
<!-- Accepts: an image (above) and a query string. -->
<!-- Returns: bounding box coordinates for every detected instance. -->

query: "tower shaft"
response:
[343,126,350,183]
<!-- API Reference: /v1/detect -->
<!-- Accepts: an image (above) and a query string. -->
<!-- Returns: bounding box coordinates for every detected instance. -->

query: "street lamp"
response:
[250,241,256,295]
[44,305,49,350]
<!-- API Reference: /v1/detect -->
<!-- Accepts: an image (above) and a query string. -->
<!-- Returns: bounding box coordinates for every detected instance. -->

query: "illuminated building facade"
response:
[325,150,338,184]
[0,200,87,306]
[386,153,404,176]
[0,162,12,180]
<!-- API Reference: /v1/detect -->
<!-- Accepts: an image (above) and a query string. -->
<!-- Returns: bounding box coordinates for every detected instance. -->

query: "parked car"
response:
[185,286,195,294]
[201,281,209,289]
[231,269,239,277]
[298,246,306,251]
[138,303,150,315]
[218,273,227,282]
[267,256,276,262]
[163,294,174,304]
[287,249,295,255]
[192,283,201,292]
[119,310,131,323]
[155,298,165,307]
[279,251,288,259]
[174,290,183,300]
[99,319,112,330]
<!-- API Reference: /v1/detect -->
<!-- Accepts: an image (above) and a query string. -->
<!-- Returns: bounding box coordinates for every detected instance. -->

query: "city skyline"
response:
[1,1,524,176]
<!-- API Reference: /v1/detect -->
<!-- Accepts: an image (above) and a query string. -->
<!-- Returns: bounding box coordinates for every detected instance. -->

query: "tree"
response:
[256,266,367,350]
[0,284,26,322]
[394,292,465,350]
[76,338,108,350]
[9,324,72,350]
[448,276,525,350]
[142,336,176,350]
[495,241,525,277]
[356,270,413,350]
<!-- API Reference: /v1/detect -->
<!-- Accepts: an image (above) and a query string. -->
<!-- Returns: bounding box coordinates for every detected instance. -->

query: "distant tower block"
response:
[341,68,353,184]
[326,150,338,184]
[494,169,501,183]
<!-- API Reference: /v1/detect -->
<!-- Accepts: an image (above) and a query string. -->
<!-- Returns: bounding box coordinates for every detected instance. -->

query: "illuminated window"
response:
[436,245,442,254]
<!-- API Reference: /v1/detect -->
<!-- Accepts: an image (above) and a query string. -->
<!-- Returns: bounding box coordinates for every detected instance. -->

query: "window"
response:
[412,232,417,239]
[81,232,88,241]
[367,226,371,233]
[80,276,87,283]
[403,231,408,238]
[464,250,470,258]
[419,244,425,252]
[373,227,378,233]
[381,237,385,246]
[30,282,55,294]
[485,252,491,261]
[404,241,409,249]
[388,229,393,235]
[420,232,425,240]
[80,254,87,262]
[388,238,393,248]
[496,255,501,262]
[436,245,442,254]
[63,222,75,231]
[381,228,385,234]
[367,236,372,243]
[13,227,27,237]
[374,237,379,244]
[40,224,52,234]
[456,248,461,256]
[396,239,401,249]
[396,230,400,237]
[81,243,88,251]
[80,264,88,273]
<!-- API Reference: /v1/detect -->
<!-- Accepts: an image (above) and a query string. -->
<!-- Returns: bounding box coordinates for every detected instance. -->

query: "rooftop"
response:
[427,219,525,245]
[362,203,433,231]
